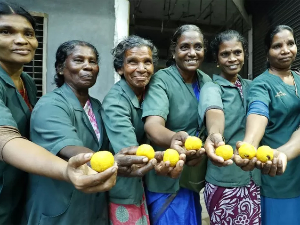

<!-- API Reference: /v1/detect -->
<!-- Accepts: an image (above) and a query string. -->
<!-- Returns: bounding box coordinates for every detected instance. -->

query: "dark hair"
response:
[0,2,36,30]
[54,40,99,87]
[111,35,158,72]
[210,30,248,62]
[166,24,204,66]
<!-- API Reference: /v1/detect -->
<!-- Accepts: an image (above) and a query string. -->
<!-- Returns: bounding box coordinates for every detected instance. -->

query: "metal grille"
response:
[23,16,45,99]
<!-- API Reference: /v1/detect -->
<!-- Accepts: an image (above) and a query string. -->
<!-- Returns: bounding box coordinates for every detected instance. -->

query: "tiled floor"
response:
[200,189,210,225]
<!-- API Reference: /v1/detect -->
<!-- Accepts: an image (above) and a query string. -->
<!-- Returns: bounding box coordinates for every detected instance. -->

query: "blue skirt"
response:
[145,187,202,225]
[261,195,300,225]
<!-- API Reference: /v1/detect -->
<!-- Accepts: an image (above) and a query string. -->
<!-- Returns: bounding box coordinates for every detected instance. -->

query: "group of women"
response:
[1,1,300,225]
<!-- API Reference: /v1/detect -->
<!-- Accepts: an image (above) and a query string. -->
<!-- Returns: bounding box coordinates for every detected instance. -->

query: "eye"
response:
[220,52,229,57]
[288,41,295,46]
[234,50,243,56]
[90,60,97,64]
[74,58,83,63]
[272,44,281,49]
[195,44,203,51]
[25,31,35,37]
[180,45,189,51]
[0,29,10,35]
[144,60,153,65]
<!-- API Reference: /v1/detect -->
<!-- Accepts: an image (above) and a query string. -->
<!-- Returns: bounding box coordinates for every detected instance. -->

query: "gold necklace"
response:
[290,72,298,97]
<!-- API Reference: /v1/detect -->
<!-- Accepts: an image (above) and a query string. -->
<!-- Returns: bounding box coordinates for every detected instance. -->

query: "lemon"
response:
[90,151,114,172]
[163,149,180,167]
[185,136,202,150]
[215,145,233,160]
[136,144,155,159]
[239,143,256,159]
[256,146,274,163]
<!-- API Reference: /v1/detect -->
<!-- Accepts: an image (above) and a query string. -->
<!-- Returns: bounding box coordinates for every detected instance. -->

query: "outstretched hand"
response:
[233,141,257,171]
[204,133,233,167]
[66,153,118,193]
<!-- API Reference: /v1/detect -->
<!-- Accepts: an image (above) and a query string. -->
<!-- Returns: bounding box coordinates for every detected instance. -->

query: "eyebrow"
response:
[0,25,34,31]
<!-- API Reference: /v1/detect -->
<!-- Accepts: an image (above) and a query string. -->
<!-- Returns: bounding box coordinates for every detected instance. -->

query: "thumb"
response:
[209,133,225,147]
[68,153,93,169]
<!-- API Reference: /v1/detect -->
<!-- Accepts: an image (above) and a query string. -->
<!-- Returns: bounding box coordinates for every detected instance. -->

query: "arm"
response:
[277,128,300,161]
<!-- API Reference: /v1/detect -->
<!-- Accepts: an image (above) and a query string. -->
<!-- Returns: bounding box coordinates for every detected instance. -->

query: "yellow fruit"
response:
[136,144,155,159]
[256,146,274,163]
[90,151,114,172]
[185,136,202,150]
[215,145,234,160]
[239,143,256,159]
[163,149,180,167]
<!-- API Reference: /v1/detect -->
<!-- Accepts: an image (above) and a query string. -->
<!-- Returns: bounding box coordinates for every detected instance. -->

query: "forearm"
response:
[3,138,68,181]
[277,128,300,161]
[58,146,94,161]
[243,114,268,148]
[206,109,225,135]
[144,121,175,148]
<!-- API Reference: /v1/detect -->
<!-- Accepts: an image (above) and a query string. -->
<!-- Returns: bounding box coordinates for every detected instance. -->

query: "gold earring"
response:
[217,64,219,68]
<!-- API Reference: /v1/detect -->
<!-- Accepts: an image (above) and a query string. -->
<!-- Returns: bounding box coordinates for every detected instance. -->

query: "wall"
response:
[14,0,116,101]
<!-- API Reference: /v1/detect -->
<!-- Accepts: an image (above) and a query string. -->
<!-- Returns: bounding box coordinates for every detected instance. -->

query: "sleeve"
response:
[247,79,271,107]
[247,100,270,119]
[0,84,18,128]
[101,94,139,153]
[30,100,84,155]
[198,82,223,124]
[0,126,24,160]
[142,73,170,121]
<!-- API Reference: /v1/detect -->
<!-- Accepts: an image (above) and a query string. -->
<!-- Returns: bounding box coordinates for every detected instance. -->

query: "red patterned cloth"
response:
[109,194,150,225]
[204,181,261,225]
[83,99,100,141]
[19,89,32,111]
[234,78,243,99]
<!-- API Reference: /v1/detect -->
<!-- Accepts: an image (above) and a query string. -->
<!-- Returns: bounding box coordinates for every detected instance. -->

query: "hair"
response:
[54,40,99,87]
[210,30,248,62]
[166,24,204,66]
[264,25,295,68]
[111,35,158,72]
[0,2,36,30]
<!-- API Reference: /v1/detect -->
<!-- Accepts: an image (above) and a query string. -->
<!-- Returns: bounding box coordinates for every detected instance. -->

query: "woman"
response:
[0,3,118,224]
[101,35,158,225]
[236,25,300,225]
[142,24,211,224]
[24,40,153,225]
[199,30,261,224]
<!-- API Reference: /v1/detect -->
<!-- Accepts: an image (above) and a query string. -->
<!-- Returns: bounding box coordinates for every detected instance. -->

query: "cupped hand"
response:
[204,133,233,167]
[170,131,205,166]
[256,149,287,176]
[233,141,257,171]
[115,146,157,177]
[154,158,185,179]
[66,153,118,193]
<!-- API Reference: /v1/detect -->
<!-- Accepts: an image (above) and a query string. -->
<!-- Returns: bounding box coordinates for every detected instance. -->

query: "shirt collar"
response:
[212,74,244,87]
[119,77,141,108]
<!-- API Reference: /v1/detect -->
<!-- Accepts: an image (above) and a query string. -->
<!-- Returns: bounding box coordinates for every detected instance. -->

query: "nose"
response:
[83,61,93,70]
[136,62,146,72]
[228,53,237,62]
[188,48,196,57]
[14,33,28,45]
[281,44,290,54]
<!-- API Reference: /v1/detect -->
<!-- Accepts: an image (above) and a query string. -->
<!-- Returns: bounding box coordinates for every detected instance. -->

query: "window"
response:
[23,12,48,99]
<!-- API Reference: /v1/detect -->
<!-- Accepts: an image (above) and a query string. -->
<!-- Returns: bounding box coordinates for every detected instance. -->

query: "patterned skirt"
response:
[204,181,261,225]
[109,194,150,225]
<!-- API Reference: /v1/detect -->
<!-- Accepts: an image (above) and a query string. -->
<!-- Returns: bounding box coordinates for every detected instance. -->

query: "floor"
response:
[200,189,210,225]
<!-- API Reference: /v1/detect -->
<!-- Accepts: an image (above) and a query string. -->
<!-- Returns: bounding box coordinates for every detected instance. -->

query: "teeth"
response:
[186,59,197,63]
[229,65,238,69]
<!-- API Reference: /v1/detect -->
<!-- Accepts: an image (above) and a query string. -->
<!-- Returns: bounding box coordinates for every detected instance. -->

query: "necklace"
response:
[290,72,298,97]
[19,77,26,95]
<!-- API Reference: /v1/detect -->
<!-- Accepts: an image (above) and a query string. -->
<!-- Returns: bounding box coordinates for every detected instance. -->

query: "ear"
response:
[117,68,124,76]
[56,64,64,75]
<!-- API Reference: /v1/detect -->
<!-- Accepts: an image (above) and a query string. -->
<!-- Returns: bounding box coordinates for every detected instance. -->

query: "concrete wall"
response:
[15,0,116,101]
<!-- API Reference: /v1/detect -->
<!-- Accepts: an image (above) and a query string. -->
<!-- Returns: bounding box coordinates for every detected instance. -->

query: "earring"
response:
[59,72,63,75]
[217,64,219,68]
[173,56,175,59]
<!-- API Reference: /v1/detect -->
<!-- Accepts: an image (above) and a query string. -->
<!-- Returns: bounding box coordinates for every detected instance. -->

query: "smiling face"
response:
[61,45,99,91]
[173,30,204,77]
[118,46,154,96]
[268,29,297,70]
[0,14,38,68]
[218,38,244,78]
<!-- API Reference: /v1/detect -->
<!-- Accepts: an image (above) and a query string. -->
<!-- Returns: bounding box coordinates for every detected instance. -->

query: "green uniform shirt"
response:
[248,70,300,198]
[25,83,110,225]
[142,65,211,193]
[102,77,147,204]
[199,75,261,187]
[0,66,37,225]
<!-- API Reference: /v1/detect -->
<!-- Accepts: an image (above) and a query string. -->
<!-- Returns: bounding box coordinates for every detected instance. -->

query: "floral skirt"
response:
[109,194,150,225]
[204,181,261,225]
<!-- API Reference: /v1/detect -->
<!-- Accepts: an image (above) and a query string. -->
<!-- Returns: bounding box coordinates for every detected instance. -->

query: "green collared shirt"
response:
[0,65,37,225]
[102,77,148,204]
[199,74,261,187]
[248,70,300,198]
[142,65,211,193]
[25,83,110,225]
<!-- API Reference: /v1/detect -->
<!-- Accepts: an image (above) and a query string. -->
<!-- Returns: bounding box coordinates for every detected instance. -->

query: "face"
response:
[174,30,204,75]
[268,29,297,69]
[217,38,244,78]
[61,45,99,91]
[118,46,154,94]
[0,15,38,68]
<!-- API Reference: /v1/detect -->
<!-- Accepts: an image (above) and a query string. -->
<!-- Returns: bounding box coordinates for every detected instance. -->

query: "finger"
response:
[241,157,257,171]
[233,154,249,167]
[209,133,225,147]
[130,159,157,177]
[68,153,93,169]
[117,155,148,166]
[155,161,170,176]
[185,150,197,157]
[236,141,244,150]
[179,154,186,162]
[269,158,278,177]
[80,172,117,193]
[119,146,139,155]
[169,160,184,178]
[255,161,263,170]
[155,151,164,162]
[276,158,284,176]
[262,161,272,175]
